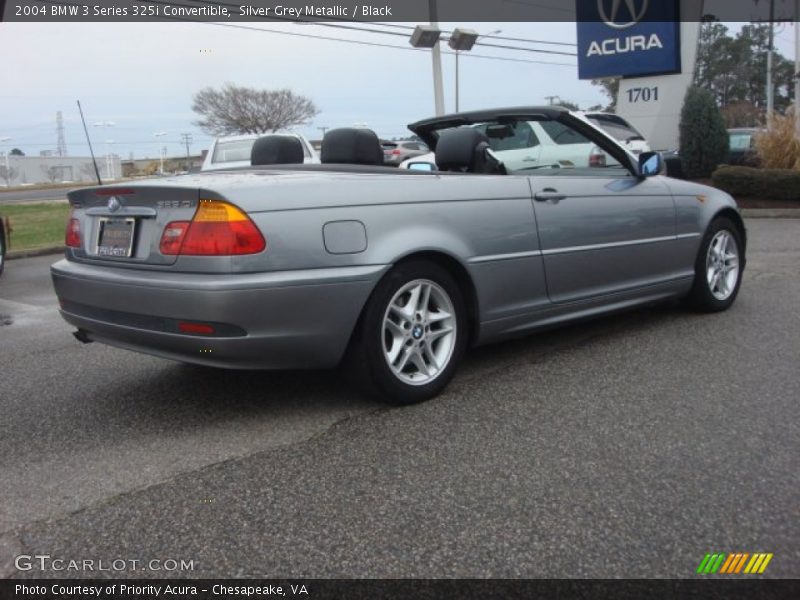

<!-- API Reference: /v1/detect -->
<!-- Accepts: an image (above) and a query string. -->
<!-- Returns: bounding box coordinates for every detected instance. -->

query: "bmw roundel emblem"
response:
[598,0,650,29]
[107,196,121,212]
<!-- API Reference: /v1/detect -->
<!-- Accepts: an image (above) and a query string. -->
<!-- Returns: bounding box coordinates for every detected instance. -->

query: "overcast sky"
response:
[0,20,796,160]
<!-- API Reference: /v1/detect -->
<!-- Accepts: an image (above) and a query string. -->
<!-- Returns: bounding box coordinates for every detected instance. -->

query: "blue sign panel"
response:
[576,0,681,80]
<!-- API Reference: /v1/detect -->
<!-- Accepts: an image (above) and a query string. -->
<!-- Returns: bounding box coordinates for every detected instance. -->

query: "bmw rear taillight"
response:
[65,212,81,248]
[589,146,607,168]
[160,200,266,256]
[391,149,401,155]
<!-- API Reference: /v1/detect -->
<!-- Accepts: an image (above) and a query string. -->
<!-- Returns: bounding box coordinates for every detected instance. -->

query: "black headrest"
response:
[435,128,491,172]
[321,128,384,165]
[251,135,304,165]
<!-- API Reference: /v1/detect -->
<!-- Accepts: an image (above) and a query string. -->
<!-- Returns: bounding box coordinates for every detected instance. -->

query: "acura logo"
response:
[598,0,650,29]
[107,196,121,212]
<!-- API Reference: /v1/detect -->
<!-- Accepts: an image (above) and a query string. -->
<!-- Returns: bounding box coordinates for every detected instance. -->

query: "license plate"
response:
[96,218,136,257]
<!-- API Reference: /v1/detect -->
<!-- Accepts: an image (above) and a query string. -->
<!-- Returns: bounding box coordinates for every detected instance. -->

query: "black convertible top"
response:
[408,106,570,148]
[407,105,636,173]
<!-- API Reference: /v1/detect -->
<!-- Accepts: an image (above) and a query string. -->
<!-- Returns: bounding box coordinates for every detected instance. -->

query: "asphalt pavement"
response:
[0,219,798,579]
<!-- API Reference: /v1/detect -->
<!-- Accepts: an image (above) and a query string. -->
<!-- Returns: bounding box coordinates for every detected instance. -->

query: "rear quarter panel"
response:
[220,172,550,324]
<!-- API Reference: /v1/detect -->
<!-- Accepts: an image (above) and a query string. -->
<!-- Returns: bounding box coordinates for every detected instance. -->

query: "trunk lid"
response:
[67,185,200,267]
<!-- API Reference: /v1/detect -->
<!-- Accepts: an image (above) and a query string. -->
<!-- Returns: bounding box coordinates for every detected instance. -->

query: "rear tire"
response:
[346,260,467,405]
[686,217,744,312]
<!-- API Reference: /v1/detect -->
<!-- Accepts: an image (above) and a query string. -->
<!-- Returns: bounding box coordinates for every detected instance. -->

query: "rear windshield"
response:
[539,121,592,145]
[212,137,310,164]
[586,115,644,142]
[729,133,754,150]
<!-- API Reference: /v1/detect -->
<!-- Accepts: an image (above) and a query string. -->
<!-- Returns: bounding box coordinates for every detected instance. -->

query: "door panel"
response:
[530,174,679,303]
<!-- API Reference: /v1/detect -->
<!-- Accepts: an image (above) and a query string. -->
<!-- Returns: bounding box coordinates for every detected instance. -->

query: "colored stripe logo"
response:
[697,553,773,574]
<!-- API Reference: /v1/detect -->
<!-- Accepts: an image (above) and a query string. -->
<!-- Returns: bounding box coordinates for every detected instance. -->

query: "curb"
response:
[7,246,64,260]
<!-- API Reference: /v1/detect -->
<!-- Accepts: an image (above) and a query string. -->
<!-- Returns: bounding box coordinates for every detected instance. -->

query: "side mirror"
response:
[639,151,663,177]
[407,162,436,172]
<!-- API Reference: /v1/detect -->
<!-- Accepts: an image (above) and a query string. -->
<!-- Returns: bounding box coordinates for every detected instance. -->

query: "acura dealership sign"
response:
[577,0,681,79]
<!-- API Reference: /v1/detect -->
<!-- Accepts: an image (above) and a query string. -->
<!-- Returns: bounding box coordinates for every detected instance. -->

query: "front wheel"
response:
[686,217,744,312]
[346,260,468,405]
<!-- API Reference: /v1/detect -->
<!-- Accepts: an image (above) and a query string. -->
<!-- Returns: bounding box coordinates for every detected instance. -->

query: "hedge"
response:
[679,87,728,179]
[711,165,800,201]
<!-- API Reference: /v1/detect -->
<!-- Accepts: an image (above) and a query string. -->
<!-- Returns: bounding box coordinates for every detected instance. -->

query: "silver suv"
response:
[381,140,430,166]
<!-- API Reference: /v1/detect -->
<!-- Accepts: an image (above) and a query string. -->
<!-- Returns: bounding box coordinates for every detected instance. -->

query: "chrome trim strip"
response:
[87,207,157,217]
[541,235,676,256]
[470,233,702,263]
[468,250,543,264]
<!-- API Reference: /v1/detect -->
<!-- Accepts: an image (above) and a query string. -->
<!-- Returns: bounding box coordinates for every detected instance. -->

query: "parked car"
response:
[726,128,761,166]
[662,150,686,179]
[51,107,745,405]
[201,133,319,171]
[581,111,651,155]
[400,113,614,171]
[661,128,762,180]
[381,140,429,166]
[0,215,9,277]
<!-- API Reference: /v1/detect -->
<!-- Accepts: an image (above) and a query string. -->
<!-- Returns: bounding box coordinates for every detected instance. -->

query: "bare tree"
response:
[192,83,319,135]
[80,162,100,181]
[41,165,61,183]
[0,165,17,186]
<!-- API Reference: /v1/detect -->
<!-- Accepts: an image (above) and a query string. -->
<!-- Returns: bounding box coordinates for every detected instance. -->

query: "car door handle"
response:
[523,156,538,162]
[534,189,566,202]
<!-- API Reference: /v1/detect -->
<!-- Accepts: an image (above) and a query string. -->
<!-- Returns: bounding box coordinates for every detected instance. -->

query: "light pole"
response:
[767,0,775,125]
[105,140,115,179]
[93,121,115,179]
[449,29,501,113]
[154,132,167,173]
[0,136,11,187]
[795,0,800,138]
[409,16,444,116]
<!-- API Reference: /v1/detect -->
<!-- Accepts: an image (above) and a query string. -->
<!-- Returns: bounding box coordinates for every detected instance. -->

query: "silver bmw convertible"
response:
[51,107,745,404]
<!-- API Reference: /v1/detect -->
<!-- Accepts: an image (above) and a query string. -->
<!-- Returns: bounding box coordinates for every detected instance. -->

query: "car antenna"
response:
[76,100,103,185]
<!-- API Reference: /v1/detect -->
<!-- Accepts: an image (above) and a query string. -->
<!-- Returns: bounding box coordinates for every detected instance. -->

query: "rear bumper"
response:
[51,259,387,369]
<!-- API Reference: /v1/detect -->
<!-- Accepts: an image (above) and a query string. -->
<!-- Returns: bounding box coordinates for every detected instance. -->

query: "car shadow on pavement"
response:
[460,301,688,378]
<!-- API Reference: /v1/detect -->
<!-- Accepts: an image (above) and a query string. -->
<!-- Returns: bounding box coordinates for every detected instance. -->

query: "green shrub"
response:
[679,87,729,178]
[712,165,800,201]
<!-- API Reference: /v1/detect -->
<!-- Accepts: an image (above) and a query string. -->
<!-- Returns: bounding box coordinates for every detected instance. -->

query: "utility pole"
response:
[180,133,192,171]
[545,95,561,105]
[56,111,67,157]
[317,126,328,137]
[154,132,167,174]
[795,0,800,137]
[767,0,775,124]
[429,0,445,116]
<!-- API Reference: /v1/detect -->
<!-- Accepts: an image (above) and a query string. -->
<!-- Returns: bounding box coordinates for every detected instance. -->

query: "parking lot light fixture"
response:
[93,122,115,179]
[409,18,445,116]
[409,25,442,49]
